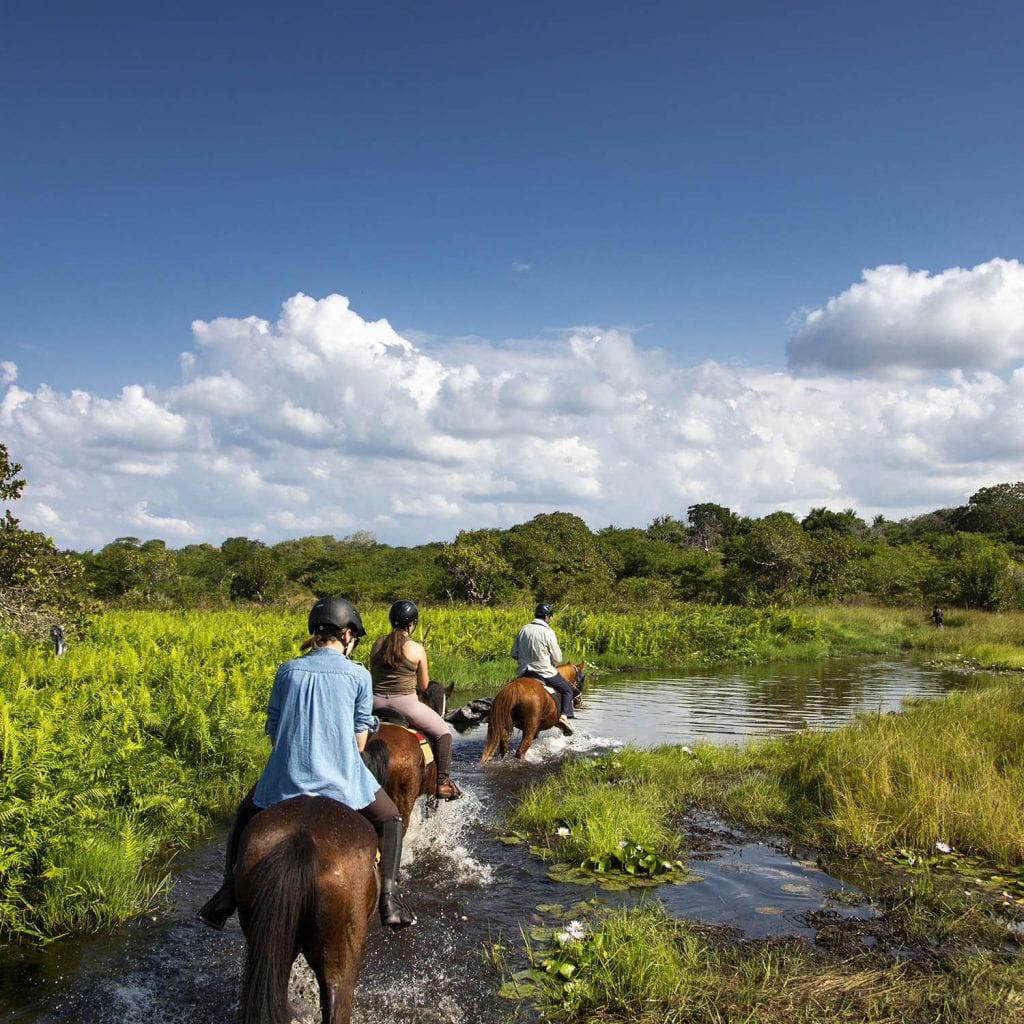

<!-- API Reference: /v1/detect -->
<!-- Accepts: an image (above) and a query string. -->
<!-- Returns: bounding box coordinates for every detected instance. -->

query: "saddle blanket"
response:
[403,727,434,766]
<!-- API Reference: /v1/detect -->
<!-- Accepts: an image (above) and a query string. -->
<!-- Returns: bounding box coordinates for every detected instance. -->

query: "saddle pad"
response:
[400,726,434,766]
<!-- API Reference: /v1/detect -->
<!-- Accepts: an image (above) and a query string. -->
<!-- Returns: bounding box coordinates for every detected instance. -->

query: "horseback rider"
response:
[510,602,575,736]
[198,596,417,932]
[370,599,463,801]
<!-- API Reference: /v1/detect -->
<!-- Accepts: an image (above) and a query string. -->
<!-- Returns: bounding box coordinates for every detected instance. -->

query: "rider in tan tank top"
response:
[369,599,463,801]
[368,649,419,696]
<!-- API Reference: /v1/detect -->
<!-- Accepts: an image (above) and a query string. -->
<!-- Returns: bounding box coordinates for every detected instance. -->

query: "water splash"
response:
[402,786,495,886]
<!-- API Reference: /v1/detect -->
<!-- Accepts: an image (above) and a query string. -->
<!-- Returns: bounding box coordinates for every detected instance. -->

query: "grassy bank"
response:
[501,675,1024,1023]
[508,675,1024,876]
[807,604,1024,670]
[498,901,1023,1024]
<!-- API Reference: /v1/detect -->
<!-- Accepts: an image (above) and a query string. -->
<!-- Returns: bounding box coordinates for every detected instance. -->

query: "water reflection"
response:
[580,657,969,746]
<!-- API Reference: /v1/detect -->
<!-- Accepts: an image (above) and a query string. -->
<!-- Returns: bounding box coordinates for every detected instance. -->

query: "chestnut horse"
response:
[234,795,378,1024]
[362,680,453,830]
[479,662,585,762]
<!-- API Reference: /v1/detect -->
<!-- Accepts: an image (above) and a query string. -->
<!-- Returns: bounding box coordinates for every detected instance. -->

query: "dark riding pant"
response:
[542,672,575,719]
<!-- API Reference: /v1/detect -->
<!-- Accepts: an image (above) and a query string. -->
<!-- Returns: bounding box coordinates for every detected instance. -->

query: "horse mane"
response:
[239,831,318,1024]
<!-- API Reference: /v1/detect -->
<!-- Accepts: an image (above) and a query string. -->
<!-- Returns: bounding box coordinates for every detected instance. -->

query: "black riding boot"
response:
[378,818,416,929]
[197,801,251,930]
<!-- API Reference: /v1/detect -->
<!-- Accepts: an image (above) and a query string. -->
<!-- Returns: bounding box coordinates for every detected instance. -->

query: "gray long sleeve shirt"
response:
[510,617,563,676]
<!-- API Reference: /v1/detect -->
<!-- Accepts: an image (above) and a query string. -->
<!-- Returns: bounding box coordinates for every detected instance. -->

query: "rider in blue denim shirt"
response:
[198,596,416,931]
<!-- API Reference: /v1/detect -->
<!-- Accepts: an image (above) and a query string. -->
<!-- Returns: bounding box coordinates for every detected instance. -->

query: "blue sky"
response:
[3,2,1024,550]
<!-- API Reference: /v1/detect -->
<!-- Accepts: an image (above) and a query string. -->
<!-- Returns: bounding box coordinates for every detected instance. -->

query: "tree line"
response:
[3,441,1024,639]
[75,488,1024,614]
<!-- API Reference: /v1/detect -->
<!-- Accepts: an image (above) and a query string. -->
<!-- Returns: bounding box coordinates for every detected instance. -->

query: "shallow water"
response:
[0,657,976,1023]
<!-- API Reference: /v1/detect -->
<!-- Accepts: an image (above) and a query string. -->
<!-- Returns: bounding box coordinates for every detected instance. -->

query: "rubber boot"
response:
[378,818,416,929]
[434,734,463,800]
[197,805,247,930]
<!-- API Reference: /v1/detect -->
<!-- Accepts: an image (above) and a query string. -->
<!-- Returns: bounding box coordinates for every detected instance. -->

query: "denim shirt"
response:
[253,647,381,811]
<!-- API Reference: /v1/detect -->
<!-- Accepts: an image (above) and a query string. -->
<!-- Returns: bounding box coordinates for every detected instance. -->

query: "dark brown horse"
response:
[479,662,585,762]
[234,795,378,1024]
[362,680,453,830]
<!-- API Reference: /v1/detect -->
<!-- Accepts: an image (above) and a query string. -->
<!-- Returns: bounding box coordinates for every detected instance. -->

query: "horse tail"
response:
[480,682,515,763]
[239,832,318,1024]
[362,735,391,790]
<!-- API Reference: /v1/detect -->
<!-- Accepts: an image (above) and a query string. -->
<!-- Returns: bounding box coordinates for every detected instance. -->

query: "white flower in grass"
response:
[907,855,916,867]
[618,840,629,849]
[555,930,571,945]
[935,841,952,854]
[566,919,586,940]
[682,745,694,755]
[555,826,570,837]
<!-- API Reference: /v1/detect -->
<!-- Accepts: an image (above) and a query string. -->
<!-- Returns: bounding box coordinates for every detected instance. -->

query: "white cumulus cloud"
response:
[787,259,1024,376]
[3,281,1024,551]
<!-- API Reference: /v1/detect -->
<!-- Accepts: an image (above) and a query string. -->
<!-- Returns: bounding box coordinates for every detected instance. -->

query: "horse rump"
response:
[238,830,318,1024]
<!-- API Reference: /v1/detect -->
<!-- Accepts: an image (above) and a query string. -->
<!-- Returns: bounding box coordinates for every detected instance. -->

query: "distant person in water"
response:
[510,603,575,736]
[369,599,463,801]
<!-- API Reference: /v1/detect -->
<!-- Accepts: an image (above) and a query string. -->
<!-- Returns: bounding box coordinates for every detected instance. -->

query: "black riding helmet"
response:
[535,602,554,619]
[308,596,366,638]
[389,599,419,628]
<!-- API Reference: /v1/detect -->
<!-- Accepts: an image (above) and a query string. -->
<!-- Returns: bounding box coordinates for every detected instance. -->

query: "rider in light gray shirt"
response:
[510,603,575,734]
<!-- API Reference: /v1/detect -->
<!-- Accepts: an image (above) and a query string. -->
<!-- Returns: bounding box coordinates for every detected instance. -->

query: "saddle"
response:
[521,670,561,697]
[376,710,435,765]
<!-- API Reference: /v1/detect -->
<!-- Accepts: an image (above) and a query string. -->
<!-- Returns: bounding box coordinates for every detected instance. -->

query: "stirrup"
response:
[436,776,463,801]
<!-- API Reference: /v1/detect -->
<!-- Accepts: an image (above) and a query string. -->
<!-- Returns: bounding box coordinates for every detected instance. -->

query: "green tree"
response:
[0,443,90,638]
[954,482,1024,543]
[924,533,1014,610]
[438,528,522,604]
[858,542,934,605]
[503,512,614,604]
[722,512,810,605]
[686,502,739,551]
[800,506,866,537]
[83,537,178,603]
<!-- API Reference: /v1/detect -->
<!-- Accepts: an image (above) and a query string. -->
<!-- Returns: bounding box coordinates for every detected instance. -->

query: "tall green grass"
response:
[508,678,1024,873]
[506,901,1024,1024]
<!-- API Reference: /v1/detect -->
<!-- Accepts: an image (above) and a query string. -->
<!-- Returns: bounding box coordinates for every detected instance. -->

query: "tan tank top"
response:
[370,646,419,696]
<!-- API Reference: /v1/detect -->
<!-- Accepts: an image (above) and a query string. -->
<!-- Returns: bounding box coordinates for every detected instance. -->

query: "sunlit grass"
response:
[508,678,1024,871]
[504,901,1024,1024]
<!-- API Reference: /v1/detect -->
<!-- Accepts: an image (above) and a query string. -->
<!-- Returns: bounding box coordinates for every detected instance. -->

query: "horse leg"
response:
[515,707,540,758]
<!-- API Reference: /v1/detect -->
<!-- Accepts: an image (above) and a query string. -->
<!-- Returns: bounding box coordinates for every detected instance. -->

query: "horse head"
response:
[420,679,454,718]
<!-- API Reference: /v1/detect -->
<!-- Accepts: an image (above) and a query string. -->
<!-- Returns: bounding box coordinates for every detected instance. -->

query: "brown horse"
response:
[362,680,453,830]
[234,795,378,1024]
[479,662,585,762]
